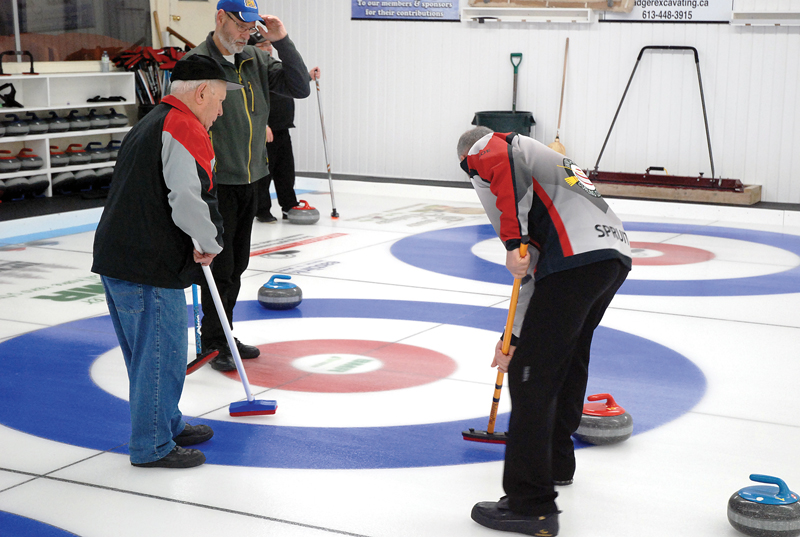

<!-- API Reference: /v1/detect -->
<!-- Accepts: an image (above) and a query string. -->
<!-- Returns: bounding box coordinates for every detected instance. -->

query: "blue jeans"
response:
[101,276,187,464]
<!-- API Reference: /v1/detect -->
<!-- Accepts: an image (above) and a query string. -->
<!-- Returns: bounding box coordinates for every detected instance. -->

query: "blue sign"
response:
[352,0,460,21]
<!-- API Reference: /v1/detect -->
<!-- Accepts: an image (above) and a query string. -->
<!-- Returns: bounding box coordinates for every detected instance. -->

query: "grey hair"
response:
[457,126,493,158]
[169,79,215,95]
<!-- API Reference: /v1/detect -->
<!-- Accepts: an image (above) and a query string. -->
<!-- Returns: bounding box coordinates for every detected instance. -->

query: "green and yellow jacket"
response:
[187,32,310,185]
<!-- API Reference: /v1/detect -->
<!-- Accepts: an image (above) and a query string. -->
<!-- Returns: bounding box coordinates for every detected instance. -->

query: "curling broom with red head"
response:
[194,240,277,416]
[462,243,528,444]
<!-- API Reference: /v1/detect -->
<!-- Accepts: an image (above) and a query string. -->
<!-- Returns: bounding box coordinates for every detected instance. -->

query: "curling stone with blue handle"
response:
[287,200,320,225]
[728,475,800,537]
[258,275,302,310]
[573,393,633,445]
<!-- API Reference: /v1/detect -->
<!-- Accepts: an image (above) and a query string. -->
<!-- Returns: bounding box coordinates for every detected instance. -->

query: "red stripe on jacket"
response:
[531,180,574,257]
[467,134,523,245]
[161,95,214,190]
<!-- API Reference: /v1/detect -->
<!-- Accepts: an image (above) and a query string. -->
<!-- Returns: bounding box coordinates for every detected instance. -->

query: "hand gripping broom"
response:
[463,243,528,444]
[193,241,277,416]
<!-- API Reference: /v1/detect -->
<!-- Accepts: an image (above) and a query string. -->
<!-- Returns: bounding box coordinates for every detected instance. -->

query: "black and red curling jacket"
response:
[461,132,632,338]
[92,95,224,289]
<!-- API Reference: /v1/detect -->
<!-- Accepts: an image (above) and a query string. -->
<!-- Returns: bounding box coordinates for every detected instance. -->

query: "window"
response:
[0,0,151,62]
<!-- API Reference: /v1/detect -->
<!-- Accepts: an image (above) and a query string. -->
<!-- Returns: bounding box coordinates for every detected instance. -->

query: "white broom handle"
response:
[315,78,337,209]
[193,240,254,402]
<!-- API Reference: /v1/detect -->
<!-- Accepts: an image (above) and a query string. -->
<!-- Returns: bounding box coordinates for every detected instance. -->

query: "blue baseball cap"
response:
[217,0,261,22]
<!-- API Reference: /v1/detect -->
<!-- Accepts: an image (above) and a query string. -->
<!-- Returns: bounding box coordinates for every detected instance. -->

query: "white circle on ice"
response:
[292,354,384,375]
[90,317,510,428]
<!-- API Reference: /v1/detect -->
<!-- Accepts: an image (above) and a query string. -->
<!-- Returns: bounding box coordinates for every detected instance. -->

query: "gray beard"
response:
[219,33,245,54]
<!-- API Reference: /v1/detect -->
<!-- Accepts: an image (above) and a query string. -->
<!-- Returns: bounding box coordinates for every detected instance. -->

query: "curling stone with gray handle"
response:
[66,110,90,131]
[106,140,121,160]
[85,141,111,162]
[46,112,70,133]
[3,114,29,136]
[25,112,49,134]
[574,393,633,445]
[287,200,320,225]
[105,108,129,128]
[258,275,302,310]
[87,109,109,130]
[728,475,800,537]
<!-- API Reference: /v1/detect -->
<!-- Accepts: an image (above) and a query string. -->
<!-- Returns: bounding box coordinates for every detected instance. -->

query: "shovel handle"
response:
[510,53,522,73]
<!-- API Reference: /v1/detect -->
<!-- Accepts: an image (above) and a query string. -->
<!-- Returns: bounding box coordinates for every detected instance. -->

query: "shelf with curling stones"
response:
[729,475,800,537]
[0,149,47,201]
[573,393,633,445]
[286,200,320,225]
[258,275,303,310]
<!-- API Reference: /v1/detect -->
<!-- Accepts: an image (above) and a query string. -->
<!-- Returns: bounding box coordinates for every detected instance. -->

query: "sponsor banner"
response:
[602,0,731,22]
[352,0,460,21]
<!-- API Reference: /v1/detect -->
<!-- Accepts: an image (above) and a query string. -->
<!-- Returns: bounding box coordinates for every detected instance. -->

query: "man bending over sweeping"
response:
[457,126,631,535]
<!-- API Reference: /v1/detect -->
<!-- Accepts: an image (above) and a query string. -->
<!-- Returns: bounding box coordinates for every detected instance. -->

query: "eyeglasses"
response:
[225,12,258,35]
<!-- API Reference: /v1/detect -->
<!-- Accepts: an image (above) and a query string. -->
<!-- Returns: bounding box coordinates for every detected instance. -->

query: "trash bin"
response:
[472,111,536,137]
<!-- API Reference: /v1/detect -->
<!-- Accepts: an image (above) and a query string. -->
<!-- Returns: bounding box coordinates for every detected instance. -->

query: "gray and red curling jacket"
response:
[461,132,632,338]
[92,95,224,289]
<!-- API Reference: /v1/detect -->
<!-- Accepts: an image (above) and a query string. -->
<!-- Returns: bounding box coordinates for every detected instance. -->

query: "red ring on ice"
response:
[630,241,715,266]
[223,339,458,393]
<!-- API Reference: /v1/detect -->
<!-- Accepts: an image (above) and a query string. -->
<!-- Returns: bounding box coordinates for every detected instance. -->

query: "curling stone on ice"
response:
[286,200,320,225]
[258,275,302,310]
[573,393,633,445]
[728,475,800,537]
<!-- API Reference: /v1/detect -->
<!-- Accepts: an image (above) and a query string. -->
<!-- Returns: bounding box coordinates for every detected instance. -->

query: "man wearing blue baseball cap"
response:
[184,0,312,372]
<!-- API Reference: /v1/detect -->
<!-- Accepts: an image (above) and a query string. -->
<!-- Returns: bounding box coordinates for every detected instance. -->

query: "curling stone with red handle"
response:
[574,393,633,445]
[728,475,800,537]
[0,150,21,173]
[16,148,43,170]
[287,200,320,225]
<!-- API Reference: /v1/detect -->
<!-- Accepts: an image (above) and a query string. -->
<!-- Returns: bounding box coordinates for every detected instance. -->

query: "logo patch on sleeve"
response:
[560,158,600,198]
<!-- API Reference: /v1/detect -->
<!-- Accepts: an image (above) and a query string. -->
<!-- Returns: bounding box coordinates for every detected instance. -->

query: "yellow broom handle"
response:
[488,242,529,434]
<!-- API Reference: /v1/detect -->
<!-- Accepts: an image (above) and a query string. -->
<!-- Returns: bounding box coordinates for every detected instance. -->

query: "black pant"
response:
[256,129,298,217]
[200,182,258,350]
[503,259,629,516]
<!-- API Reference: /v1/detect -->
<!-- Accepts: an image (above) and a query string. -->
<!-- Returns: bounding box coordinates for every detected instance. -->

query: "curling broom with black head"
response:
[463,243,528,444]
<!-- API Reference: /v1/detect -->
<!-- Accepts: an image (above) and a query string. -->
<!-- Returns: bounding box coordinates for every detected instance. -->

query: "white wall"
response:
[273,3,796,202]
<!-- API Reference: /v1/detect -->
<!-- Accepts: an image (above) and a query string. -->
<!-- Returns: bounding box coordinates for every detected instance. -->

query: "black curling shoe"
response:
[471,497,559,536]
[235,338,260,359]
[131,446,206,468]
[174,423,214,447]
[210,348,236,372]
